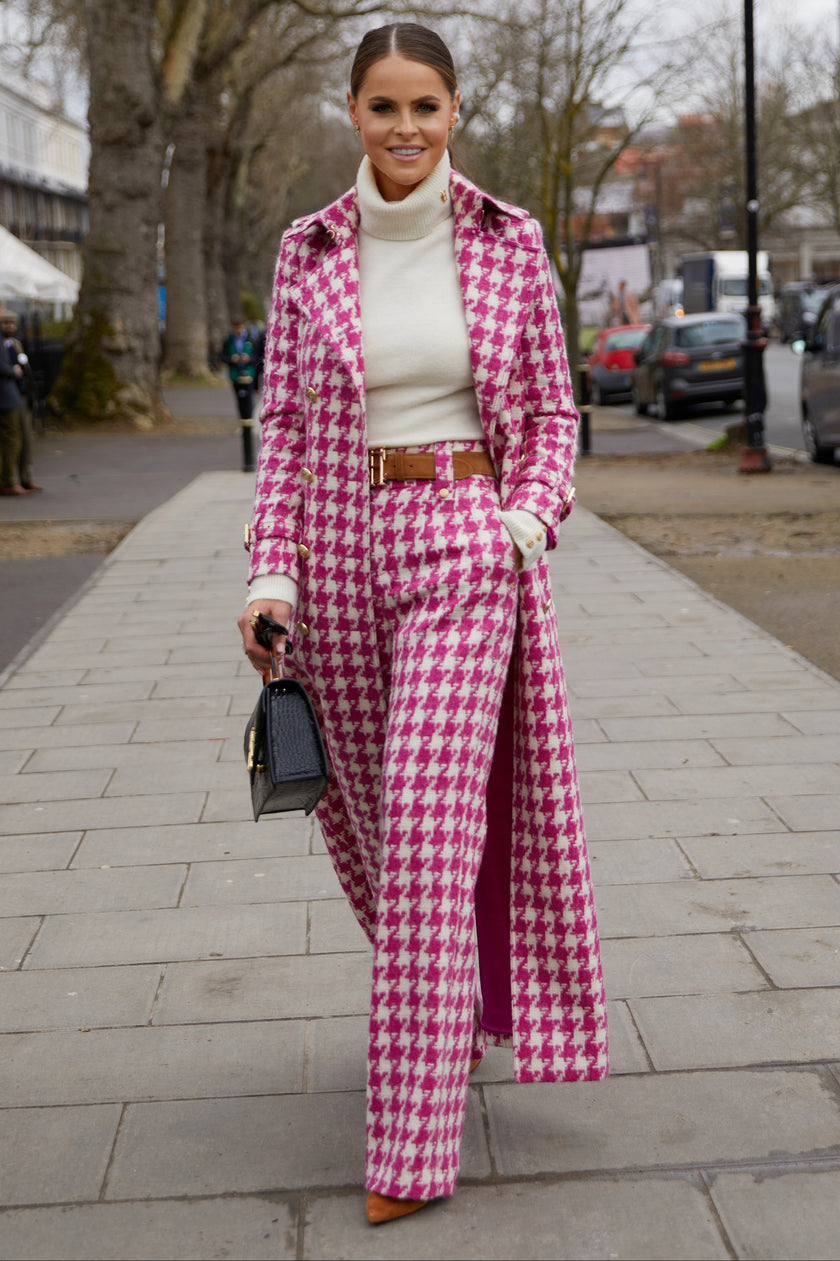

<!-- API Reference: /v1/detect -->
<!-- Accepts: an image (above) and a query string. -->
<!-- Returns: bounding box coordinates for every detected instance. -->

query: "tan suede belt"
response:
[368,448,496,488]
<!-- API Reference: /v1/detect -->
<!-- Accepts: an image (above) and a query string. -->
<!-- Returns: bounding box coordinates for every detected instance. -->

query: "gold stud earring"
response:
[354,124,361,137]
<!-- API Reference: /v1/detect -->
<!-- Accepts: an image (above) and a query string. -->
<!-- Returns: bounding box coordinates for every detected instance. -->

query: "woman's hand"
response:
[238,599,293,674]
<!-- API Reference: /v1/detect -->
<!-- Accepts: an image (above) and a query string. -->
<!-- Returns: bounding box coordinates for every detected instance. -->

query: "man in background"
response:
[1,312,40,494]
[220,316,258,426]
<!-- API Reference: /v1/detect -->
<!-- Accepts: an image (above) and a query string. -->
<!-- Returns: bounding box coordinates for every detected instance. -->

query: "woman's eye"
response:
[370,103,393,113]
[417,103,439,114]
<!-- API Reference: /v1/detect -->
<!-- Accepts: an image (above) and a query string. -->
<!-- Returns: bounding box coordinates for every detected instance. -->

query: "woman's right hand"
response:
[238,600,293,674]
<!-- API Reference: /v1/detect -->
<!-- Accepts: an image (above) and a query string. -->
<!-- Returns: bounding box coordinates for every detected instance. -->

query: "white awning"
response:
[0,223,79,303]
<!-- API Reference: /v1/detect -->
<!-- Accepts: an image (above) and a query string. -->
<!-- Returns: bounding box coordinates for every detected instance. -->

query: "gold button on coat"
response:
[296,620,310,636]
[301,467,314,483]
[297,543,311,559]
[305,387,319,402]
[438,487,450,498]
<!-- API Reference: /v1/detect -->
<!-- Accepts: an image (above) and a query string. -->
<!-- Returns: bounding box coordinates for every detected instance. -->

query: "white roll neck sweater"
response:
[247,154,546,611]
[356,152,484,449]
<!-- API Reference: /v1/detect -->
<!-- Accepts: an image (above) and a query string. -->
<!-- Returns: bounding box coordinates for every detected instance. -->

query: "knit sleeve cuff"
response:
[246,573,298,612]
[501,509,548,572]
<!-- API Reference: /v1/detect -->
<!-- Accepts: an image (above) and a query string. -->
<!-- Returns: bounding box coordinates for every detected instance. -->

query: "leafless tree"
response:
[789,39,840,240]
[656,9,811,253]
[45,0,408,423]
[460,0,679,391]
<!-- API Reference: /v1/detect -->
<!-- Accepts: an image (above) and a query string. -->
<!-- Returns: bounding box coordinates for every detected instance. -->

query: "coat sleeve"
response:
[506,222,579,544]
[248,232,308,585]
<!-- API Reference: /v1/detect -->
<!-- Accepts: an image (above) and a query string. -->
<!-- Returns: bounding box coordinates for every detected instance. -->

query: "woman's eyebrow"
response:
[366,93,443,105]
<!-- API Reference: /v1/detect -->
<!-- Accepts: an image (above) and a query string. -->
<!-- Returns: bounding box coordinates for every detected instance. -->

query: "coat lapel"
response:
[451,173,543,444]
[292,191,366,402]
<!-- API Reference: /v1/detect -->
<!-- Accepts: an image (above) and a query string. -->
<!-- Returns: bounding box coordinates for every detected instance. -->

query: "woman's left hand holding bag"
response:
[238,600,292,674]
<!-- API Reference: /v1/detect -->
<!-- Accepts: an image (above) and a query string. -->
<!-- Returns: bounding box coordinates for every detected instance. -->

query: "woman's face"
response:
[348,54,459,202]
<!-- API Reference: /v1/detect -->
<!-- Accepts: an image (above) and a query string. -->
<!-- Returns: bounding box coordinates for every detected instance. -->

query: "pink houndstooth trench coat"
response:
[249,167,609,1084]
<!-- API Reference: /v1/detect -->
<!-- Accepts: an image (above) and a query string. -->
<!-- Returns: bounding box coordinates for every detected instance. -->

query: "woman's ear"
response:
[347,90,357,129]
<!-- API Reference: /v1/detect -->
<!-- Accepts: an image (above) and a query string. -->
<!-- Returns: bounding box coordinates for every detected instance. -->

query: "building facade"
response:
[0,64,89,285]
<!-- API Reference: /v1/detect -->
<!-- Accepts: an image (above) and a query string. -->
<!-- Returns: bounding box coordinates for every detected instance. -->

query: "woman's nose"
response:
[395,111,418,135]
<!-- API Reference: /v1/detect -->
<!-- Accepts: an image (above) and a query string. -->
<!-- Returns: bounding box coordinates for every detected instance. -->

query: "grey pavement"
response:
[0,466,839,1260]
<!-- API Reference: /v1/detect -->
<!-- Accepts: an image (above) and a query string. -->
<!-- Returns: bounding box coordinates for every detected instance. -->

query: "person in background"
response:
[1,313,39,494]
[219,316,258,424]
[609,279,640,326]
[0,311,37,496]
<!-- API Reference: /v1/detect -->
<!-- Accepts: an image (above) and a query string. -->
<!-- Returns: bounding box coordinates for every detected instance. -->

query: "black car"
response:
[632,313,746,421]
[777,281,829,344]
[793,283,840,464]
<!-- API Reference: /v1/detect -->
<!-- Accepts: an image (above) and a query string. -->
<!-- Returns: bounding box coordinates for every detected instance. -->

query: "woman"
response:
[238,22,608,1225]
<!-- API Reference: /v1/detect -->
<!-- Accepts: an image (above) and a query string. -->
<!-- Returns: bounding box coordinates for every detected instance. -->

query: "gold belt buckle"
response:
[369,448,387,488]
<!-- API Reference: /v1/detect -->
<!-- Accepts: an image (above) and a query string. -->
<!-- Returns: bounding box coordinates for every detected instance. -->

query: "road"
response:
[609,340,805,452]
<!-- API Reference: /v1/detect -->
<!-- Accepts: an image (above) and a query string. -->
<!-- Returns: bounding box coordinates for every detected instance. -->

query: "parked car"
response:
[587,324,651,405]
[777,281,829,344]
[632,312,746,421]
[792,283,840,464]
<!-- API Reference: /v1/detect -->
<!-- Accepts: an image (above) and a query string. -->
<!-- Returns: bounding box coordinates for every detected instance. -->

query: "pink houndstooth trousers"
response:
[325,442,519,1201]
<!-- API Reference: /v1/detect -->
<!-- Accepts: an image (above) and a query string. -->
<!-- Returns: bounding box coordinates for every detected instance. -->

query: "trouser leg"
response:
[17,405,33,486]
[0,408,21,489]
[364,460,518,1201]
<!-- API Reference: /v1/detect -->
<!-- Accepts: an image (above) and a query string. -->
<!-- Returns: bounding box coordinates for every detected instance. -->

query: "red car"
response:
[587,323,651,405]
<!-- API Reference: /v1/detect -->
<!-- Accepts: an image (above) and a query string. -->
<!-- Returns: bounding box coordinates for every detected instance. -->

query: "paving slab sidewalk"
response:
[0,470,839,1261]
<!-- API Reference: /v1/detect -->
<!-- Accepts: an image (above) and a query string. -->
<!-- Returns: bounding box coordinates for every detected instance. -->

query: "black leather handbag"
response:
[244,614,329,820]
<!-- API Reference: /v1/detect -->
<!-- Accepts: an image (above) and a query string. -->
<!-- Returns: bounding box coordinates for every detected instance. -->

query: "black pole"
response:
[241,418,255,473]
[578,362,591,455]
[739,0,771,472]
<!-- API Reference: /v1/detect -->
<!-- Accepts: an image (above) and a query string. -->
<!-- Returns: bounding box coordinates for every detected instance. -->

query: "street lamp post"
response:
[739,0,772,473]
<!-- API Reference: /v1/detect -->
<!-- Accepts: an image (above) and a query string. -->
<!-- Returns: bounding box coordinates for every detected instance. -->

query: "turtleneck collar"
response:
[357,151,453,241]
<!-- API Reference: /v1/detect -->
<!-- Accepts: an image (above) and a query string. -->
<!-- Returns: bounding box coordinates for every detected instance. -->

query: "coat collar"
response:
[289,167,531,243]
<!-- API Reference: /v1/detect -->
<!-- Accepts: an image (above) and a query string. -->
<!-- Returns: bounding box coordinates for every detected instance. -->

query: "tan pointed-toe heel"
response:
[470,1056,482,1073]
[366,1191,427,1225]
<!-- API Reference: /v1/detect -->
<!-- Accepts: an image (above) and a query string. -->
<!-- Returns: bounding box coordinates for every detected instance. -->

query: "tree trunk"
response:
[222,183,244,320]
[162,82,211,376]
[561,282,583,411]
[204,137,233,363]
[49,0,167,426]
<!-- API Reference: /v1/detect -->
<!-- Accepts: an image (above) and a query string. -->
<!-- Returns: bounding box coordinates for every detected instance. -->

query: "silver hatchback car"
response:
[793,283,840,464]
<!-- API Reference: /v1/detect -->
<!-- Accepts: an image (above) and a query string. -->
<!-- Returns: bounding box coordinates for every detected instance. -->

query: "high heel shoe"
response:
[470,1056,482,1073]
[366,1191,428,1225]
